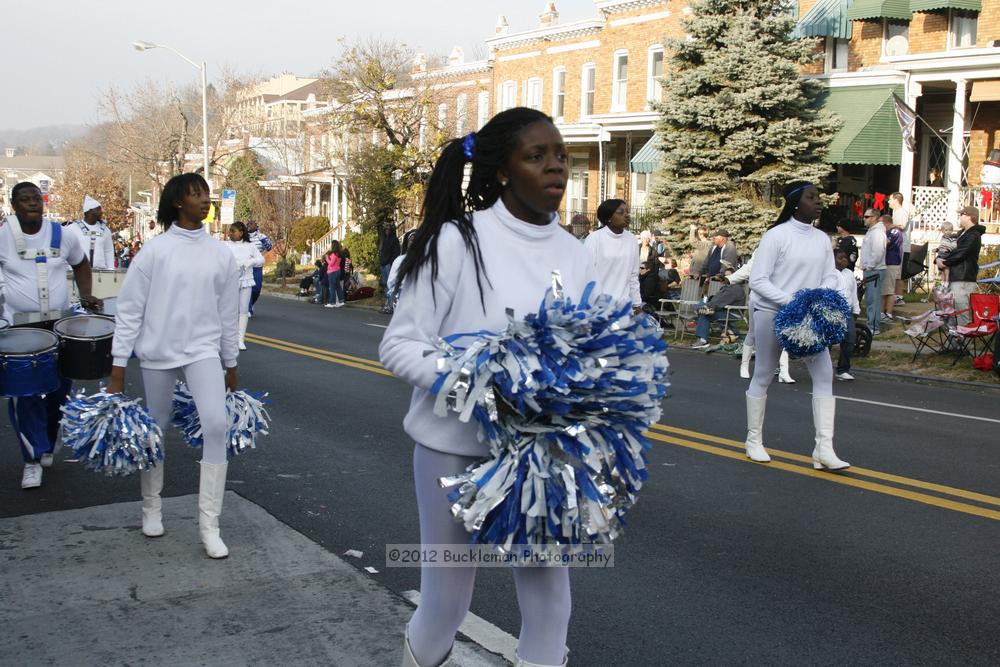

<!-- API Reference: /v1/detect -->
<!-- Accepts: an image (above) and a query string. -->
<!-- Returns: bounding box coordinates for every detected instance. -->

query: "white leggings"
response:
[409,444,571,667]
[141,358,228,464]
[239,285,252,315]
[748,309,833,399]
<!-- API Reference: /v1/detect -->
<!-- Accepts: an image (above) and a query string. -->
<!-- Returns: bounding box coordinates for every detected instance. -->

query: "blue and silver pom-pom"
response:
[431,274,670,554]
[172,382,271,459]
[774,287,851,358]
[60,391,163,476]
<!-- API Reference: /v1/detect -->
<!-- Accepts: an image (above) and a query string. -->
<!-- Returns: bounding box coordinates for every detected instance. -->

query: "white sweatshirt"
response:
[583,226,641,306]
[836,268,861,315]
[749,218,839,312]
[112,224,240,370]
[71,221,115,269]
[225,240,265,288]
[859,224,887,272]
[379,199,599,457]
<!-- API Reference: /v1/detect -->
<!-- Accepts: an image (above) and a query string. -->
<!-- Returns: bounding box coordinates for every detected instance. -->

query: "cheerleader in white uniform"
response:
[107,173,240,558]
[224,221,265,350]
[380,107,597,667]
[744,181,849,470]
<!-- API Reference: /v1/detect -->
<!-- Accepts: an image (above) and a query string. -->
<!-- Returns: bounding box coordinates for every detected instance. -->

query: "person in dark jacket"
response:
[938,206,986,325]
[378,221,401,294]
[834,222,858,271]
[692,270,746,348]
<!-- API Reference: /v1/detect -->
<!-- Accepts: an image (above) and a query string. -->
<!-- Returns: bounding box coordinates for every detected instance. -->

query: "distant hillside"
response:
[0,124,88,155]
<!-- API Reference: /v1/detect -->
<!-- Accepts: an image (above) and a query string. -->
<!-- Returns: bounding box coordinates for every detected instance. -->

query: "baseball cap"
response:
[958,206,979,222]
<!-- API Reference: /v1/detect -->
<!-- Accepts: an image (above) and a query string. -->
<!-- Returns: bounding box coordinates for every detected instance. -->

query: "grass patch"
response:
[853,348,999,384]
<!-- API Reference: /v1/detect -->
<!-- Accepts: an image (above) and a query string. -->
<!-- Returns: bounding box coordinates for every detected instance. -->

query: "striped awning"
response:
[909,0,981,12]
[847,0,911,20]
[630,134,662,174]
[792,0,854,40]
[820,85,905,165]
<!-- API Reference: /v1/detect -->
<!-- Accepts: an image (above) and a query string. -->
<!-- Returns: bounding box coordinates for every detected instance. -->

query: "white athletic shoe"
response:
[334,302,345,308]
[21,463,42,489]
[835,372,855,381]
[40,453,54,468]
[692,338,710,349]
[324,303,335,308]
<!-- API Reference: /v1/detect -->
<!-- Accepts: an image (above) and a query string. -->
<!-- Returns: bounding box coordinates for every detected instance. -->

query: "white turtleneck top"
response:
[379,199,598,457]
[112,223,240,370]
[583,225,641,306]
[749,218,839,312]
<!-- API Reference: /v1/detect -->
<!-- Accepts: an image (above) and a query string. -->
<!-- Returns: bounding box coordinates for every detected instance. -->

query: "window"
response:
[456,94,468,135]
[477,91,490,129]
[882,20,909,56]
[635,172,649,193]
[606,160,617,197]
[612,50,629,111]
[526,78,543,110]
[437,103,447,131]
[950,11,978,49]
[581,64,596,117]
[568,157,590,215]
[552,67,567,121]
[647,46,664,106]
[825,37,849,73]
[500,80,517,111]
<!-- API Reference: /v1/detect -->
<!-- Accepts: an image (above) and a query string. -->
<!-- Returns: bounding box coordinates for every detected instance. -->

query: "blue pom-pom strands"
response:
[774,288,851,358]
[431,272,670,555]
[60,391,163,476]
[172,382,271,460]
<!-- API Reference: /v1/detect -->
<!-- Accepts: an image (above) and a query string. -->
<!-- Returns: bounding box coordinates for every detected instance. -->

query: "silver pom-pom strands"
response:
[172,382,271,460]
[431,273,670,554]
[60,391,163,476]
[774,288,851,358]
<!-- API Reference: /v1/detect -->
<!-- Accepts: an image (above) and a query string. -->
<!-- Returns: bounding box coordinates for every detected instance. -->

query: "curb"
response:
[260,287,387,313]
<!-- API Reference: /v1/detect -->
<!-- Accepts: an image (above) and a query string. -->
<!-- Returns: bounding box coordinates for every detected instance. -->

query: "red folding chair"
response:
[951,293,999,365]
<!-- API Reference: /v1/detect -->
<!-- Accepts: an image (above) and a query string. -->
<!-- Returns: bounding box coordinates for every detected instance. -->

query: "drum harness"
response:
[8,218,69,324]
[76,220,103,266]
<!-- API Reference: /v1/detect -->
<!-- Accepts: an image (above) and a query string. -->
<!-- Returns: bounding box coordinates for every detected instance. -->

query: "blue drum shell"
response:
[0,350,61,398]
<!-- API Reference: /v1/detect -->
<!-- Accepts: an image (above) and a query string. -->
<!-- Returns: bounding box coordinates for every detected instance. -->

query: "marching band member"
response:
[224,221,265,350]
[71,196,115,269]
[245,220,271,316]
[107,173,240,559]
[0,182,98,489]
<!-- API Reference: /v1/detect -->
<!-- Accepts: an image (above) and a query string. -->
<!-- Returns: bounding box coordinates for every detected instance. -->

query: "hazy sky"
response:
[5,0,594,131]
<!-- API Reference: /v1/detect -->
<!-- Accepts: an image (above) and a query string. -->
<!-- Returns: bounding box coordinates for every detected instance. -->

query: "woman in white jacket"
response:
[224,221,265,350]
[107,173,240,559]
[380,107,596,667]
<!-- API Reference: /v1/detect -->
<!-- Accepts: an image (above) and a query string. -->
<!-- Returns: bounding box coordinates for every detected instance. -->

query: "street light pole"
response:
[132,40,211,184]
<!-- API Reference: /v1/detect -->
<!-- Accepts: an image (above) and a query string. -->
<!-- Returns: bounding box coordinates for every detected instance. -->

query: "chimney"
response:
[448,46,465,67]
[411,52,427,74]
[539,3,558,27]
[495,15,509,35]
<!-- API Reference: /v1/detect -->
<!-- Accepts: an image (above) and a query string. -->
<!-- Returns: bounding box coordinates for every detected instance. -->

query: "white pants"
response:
[141,358,228,464]
[408,444,571,666]
[238,285,252,315]
[748,309,833,398]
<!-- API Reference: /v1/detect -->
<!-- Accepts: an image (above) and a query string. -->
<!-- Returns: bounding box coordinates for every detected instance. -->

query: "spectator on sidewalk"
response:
[934,221,959,287]
[938,206,986,325]
[860,208,887,335]
[882,214,903,321]
[324,241,345,308]
[378,221,400,295]
[835,222,858,271]
[834,249,861,381]
[689,225,711,278]
[692,271,746,349]
[638,229,665,265]
[697,228,738,279]
[584,199,641,308]
[890,192,912,306]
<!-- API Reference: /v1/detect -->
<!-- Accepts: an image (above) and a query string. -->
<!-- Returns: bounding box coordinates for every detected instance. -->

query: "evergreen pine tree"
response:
[650,0,839,255]
[223,151,267,222]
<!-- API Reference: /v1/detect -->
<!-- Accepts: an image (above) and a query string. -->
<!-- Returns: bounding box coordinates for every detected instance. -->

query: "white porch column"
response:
[898,82,922,205]
[340,178,348,222]
[946,78,967,224]
[328,179,336,227]
[331,179,340,227]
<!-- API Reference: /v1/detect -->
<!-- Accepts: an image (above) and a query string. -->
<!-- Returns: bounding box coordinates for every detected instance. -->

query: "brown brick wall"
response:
[968,102,1000,187]
[908,12,949,53]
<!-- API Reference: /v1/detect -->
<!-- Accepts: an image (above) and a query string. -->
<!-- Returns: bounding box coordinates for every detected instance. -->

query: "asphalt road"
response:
[3,294,999,666]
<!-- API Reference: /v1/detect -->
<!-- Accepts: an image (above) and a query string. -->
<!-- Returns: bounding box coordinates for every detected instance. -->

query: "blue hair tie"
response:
[785,183,814,201]
[462,132,477,161]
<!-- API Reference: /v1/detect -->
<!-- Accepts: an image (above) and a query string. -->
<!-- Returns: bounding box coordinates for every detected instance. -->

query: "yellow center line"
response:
[245,332,999,520]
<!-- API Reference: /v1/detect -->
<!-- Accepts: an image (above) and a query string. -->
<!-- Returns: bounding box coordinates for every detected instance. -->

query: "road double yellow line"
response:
[245,332,1000,522]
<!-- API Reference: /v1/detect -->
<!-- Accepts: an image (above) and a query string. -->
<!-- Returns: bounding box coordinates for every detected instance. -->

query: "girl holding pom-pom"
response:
[224,221,265,350]
[107,173,240,559]
[745,181,849,470]
[380,108,597,667]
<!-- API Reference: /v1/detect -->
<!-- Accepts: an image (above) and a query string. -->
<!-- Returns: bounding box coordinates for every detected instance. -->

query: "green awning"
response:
[630,134,662,174]
[847,0,911,20]
[792,0,854,39]
[820,85,904,165]
[909,0,981,11]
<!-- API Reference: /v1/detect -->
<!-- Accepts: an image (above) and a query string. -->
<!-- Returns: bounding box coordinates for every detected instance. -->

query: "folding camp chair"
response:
[659,278,701,339]
[951,293,999,365]
[903,243,929,297]
[900,309,949,362]
[978,261,1000,295]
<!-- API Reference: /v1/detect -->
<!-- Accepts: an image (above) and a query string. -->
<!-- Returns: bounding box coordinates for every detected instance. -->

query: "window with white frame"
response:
[477,91,490,128]
[949,10,978,49]
[526,78,543,110]
[606,160,617,197]
[500,80,517,111]
[647,46,664,106]
[581,63,596,117]
[568,156,590,214]
[882,20,909,56]
[456,94,468,135]
[552,67,567,121]
[612,50,629,110]
[437,103,447,130]
[825,37,849,72]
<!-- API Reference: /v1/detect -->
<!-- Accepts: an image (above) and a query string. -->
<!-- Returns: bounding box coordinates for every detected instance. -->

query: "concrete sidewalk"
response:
[0,492,507,667]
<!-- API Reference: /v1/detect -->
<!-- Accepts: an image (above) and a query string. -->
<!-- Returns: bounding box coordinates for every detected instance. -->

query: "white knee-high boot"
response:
[745,393,771,463]
[401,625,453,667]
[740,343,754,379]
[238,314,248,350]
[777,350,795,383]
[198,461,229,558]
[811,396,850,471]
[140,464,165,537]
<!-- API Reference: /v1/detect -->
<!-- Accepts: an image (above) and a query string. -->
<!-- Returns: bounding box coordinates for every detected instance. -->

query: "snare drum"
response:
[53,315,116,380]
[0,328,61,397]
[91,269,127,300]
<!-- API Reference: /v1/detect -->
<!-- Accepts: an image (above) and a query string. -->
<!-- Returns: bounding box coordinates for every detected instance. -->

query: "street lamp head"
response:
[132,40,157,51]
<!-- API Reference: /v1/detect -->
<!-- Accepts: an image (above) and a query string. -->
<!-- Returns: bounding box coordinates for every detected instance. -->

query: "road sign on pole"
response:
[221,189,236,227]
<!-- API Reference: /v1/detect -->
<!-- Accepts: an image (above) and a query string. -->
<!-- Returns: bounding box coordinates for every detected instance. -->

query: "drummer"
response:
[71,196,115,269]
[0,182,100,489]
